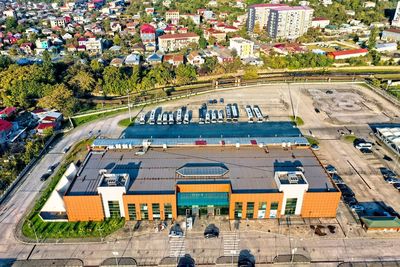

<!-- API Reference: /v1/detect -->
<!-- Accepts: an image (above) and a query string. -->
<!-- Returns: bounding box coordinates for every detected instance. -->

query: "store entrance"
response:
[177,192,229,218]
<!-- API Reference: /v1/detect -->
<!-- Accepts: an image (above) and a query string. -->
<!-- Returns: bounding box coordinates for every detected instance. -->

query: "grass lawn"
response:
[118,117,136,127]
[71,108,128,127]
[290,116,304,126]
[22,138,125,240]
[305,136,319,146]
[343,134,357,143]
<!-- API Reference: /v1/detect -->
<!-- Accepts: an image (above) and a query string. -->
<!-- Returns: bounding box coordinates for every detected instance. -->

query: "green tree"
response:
[175,64,197,85]
[5,17,17,31]
[113,34,121,46]
[102,66,129,95]
[199,37,208,49]
[38,84,77,116]
[68,70,96,96]
[243,66,259,80]
[368,27,378,50]
[0,56,13,70]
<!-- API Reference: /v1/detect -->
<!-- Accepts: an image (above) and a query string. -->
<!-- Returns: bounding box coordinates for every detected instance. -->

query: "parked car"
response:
[40,173,50,181]
[385,177,400,184]
[169,223,183,238]
[219,98,224,103]
[310,144,320,151]
[325,165,337,174]
[350,204,365,212]
[47,165,55,173]
[359,148,372,154]
[343,196,358,206]
[331,173,344,184]
[393,183,400,190]
[337,184,355,197]
[355,141,373,150]
[63,145,71,154]
[314,108,320,113]
[204,224,219,238]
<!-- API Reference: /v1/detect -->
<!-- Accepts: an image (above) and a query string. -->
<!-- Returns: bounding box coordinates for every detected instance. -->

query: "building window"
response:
[246,202,255,219]
[108,201,120,217]
[271,202,279,210]
[258,202,267,218]
[164,203,173,219]
[152,203,160,219]
[234,202,243,219]
[127,204,136,220]
[140,203,148,220]
[285,198,297,215]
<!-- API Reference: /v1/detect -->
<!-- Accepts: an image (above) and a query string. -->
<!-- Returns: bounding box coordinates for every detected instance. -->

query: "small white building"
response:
[375,43,398,52]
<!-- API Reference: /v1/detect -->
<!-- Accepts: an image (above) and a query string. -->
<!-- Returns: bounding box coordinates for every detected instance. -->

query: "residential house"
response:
[20,43,34,54]
[145,7,154,15]
[166,10,180,24]
[50,17,66,28]
[163,54,184,66]
[312,17,330,28]
[328,48,368,60]
[204,28,226,42]
[186,51,205,66]
[0,107,17,119]
[158,32,200,52]
[110,57,125,67]
[125,53,141,66]
[85,38,103,54]
[35,38,50,51]
[229,37,254,59]
[213,46,234,63]
[146,53,163,64]
[375,43,398,53]
[0,119,13,144]
[181,14,201,25]
[382,28,400,42]
[140,24,156,44]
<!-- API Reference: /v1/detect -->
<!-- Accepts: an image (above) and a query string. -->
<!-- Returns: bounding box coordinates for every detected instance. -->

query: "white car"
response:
[350,205,365,212]
[355,142,373,150]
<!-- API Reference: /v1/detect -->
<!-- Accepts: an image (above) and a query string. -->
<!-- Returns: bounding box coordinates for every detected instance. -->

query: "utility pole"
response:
[127,89,132,122]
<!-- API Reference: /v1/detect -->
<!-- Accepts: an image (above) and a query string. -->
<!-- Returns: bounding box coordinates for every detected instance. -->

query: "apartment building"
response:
[158,33,199,52]
[246,3,288,32]
[267,6,314,39]
[229,37,254,59]
[392,1,400,27]
[85,38,103,54]
[49,17,66,28]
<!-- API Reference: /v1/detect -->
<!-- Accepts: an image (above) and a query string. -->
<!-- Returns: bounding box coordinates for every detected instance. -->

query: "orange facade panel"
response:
[64,195,104,221]
[123,194,176,220]
[229,193,284,219]
[177,183,231,193]
[301,191,341,218]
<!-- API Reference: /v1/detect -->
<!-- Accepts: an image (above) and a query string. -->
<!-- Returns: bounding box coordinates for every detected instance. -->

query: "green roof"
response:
[361,216,400,229]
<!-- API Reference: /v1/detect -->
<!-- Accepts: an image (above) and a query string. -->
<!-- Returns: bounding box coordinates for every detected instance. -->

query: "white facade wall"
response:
[97,186,126,218]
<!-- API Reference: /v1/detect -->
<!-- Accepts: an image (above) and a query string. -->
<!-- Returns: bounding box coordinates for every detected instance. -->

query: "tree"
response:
[90,59,104,75]
[199,37,208,49]
[68,70,96,96]
[113,34,121,46]
[102,66,129,95]
[368,27,378,50]
[243,66,259,80]
[5,17,17,31]
[175,64,197,85]
[200,57,218,74]
[38,84,77,117]
[0,56,12,70]
[370,50,381,66]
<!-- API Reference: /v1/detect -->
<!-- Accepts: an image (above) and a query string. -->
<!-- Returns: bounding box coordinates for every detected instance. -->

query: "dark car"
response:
[204,224,219,238]
[337,184,355,197]
[393,183,400,190]
[238,250,255,267]
[219,98,224,103]
[343,196,358,206]
[359,148,372,154]
[213,99,218,104]
[169,223,184,238]
[177,254,195,267]
[314,108,320,113]
[40,173,50,181]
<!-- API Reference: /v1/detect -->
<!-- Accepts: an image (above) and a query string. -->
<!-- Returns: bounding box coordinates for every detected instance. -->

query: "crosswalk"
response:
[169,237,186,257]
[223,232,240,256]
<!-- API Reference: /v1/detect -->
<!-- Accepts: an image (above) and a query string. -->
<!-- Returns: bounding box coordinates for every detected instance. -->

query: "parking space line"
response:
[347,160,371,189]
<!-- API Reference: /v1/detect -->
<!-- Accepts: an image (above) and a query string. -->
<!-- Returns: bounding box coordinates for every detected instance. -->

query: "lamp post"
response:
[28,220,39,244]
[127,89,132,122]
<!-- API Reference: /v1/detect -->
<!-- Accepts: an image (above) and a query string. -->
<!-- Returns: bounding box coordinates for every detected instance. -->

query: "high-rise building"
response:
[246,3,288,32]
[392,1,400,28]
[267,6,314,39]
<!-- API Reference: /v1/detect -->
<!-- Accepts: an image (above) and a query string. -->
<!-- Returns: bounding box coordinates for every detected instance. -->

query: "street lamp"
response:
[112,238,119,266]
[28,220,39,244]
[127,89,132,122]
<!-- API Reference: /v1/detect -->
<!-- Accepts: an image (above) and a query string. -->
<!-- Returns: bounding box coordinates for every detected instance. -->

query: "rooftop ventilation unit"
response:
[99,169,107,175]
[288,173,299,184]
[105,176,117,186]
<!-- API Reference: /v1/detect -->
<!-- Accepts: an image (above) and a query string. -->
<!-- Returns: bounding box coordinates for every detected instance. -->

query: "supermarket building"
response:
[40,124,341,222]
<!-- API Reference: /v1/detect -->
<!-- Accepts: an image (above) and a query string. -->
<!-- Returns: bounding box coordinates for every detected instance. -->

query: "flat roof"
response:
[66,147,336,196]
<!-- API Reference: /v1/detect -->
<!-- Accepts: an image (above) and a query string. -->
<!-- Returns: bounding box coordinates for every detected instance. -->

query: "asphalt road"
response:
[2,83,400,266]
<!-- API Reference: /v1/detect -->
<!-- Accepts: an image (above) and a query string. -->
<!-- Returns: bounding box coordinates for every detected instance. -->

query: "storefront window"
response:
[140,203,148,220]
[270,201,279,218]
[152,203,160,219]
[108,201,120,217]
[246,202,254,219]
[234,202,243,219]
[127,204,136,220]
[164,203,173,219]
[258,202,267,218]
